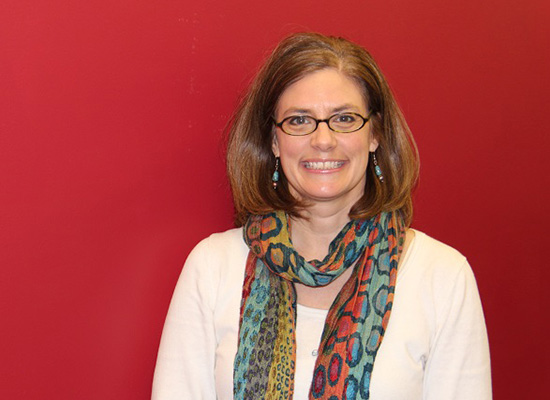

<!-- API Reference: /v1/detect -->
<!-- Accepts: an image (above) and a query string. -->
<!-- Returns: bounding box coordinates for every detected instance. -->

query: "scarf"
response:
[234,210,404,399]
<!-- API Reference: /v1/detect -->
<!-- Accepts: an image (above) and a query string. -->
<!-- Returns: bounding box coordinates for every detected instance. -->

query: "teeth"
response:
[305,161,344,170]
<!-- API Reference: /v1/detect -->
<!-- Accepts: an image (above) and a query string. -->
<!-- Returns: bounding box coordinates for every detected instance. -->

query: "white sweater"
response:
[152,228,491,400]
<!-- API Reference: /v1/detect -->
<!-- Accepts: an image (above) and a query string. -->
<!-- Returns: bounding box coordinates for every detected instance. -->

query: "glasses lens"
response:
[282,115,316,135]
[329,113,364,133]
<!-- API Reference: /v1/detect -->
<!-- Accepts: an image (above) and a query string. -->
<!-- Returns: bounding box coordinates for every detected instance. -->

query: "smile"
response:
[304,161,345,170]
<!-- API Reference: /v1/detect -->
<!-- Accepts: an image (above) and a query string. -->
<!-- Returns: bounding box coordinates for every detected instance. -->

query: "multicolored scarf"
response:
[234,210,404,399]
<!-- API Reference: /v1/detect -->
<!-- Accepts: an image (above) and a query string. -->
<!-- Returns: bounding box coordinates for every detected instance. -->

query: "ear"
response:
[272,134,280,157]
[369,136,379,152]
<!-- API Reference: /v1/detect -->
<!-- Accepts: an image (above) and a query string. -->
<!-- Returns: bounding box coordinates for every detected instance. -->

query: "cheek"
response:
[348,136,372,155]
[276,136,303,160]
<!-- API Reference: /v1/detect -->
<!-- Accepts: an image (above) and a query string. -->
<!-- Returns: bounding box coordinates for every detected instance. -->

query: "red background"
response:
[1,1,548,399]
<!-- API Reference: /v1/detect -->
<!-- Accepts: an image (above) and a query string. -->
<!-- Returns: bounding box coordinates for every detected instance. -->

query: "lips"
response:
[304,161,345,170]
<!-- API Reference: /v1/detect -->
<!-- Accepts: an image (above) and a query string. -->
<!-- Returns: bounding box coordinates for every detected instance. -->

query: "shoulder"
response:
[393,230,487,347]
[409,230,466,265]
[184,226,247,277]
[188,227,246,262]
[400,230,469,281]
[398,230,480,311]
[181,227,248,307]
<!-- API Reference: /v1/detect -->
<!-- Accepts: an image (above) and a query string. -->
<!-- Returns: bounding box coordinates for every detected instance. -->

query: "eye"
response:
[287,115,313,126]
[333,113,358,123]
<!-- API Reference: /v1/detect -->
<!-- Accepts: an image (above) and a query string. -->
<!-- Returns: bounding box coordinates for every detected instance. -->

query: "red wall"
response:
[1,1,548,398]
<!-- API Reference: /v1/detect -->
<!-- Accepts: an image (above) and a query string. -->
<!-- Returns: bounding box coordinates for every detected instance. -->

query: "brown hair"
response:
[226,32,419,226]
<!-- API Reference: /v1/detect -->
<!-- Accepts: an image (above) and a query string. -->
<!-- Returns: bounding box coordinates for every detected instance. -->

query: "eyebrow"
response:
[281,103,363,117]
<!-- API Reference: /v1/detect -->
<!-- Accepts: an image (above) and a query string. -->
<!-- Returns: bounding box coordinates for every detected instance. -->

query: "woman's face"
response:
[272,68,378,209]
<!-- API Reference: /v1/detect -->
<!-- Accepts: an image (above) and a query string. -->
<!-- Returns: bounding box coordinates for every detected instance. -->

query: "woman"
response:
[152,33,491,399]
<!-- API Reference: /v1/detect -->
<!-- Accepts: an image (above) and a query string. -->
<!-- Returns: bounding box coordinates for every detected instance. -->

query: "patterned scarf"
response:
[234,210,404,399]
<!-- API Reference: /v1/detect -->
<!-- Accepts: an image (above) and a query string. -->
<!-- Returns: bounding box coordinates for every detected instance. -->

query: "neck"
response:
[290,202,353,261]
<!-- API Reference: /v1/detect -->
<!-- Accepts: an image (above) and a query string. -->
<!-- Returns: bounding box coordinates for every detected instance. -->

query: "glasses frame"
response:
[273,109,374,136]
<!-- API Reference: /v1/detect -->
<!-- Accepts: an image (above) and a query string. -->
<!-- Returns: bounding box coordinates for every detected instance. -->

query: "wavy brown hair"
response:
[226,32,419,226]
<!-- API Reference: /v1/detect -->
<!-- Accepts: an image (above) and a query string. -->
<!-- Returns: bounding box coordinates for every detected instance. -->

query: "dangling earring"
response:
[372,152,384,182]
[272,157,280,189]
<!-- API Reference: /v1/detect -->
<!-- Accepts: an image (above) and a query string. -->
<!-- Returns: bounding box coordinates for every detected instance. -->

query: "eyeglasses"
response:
[273,110,374,136]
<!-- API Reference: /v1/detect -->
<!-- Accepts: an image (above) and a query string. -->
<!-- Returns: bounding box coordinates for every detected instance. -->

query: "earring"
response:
[272,157,280,189]
[372,153,384,182]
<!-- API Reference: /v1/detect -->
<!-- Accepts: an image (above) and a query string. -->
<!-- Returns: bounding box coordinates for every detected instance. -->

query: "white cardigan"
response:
[152,228,491,399]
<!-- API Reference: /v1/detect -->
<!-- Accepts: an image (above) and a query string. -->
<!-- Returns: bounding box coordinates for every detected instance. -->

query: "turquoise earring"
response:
[272,157,280,189]
[372,153,384,182]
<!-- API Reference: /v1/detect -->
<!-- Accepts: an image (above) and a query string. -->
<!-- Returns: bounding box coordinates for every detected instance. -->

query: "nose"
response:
[310,121,337,150]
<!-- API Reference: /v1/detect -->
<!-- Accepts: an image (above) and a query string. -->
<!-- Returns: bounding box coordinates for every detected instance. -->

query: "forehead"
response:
[276,68,367,115]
